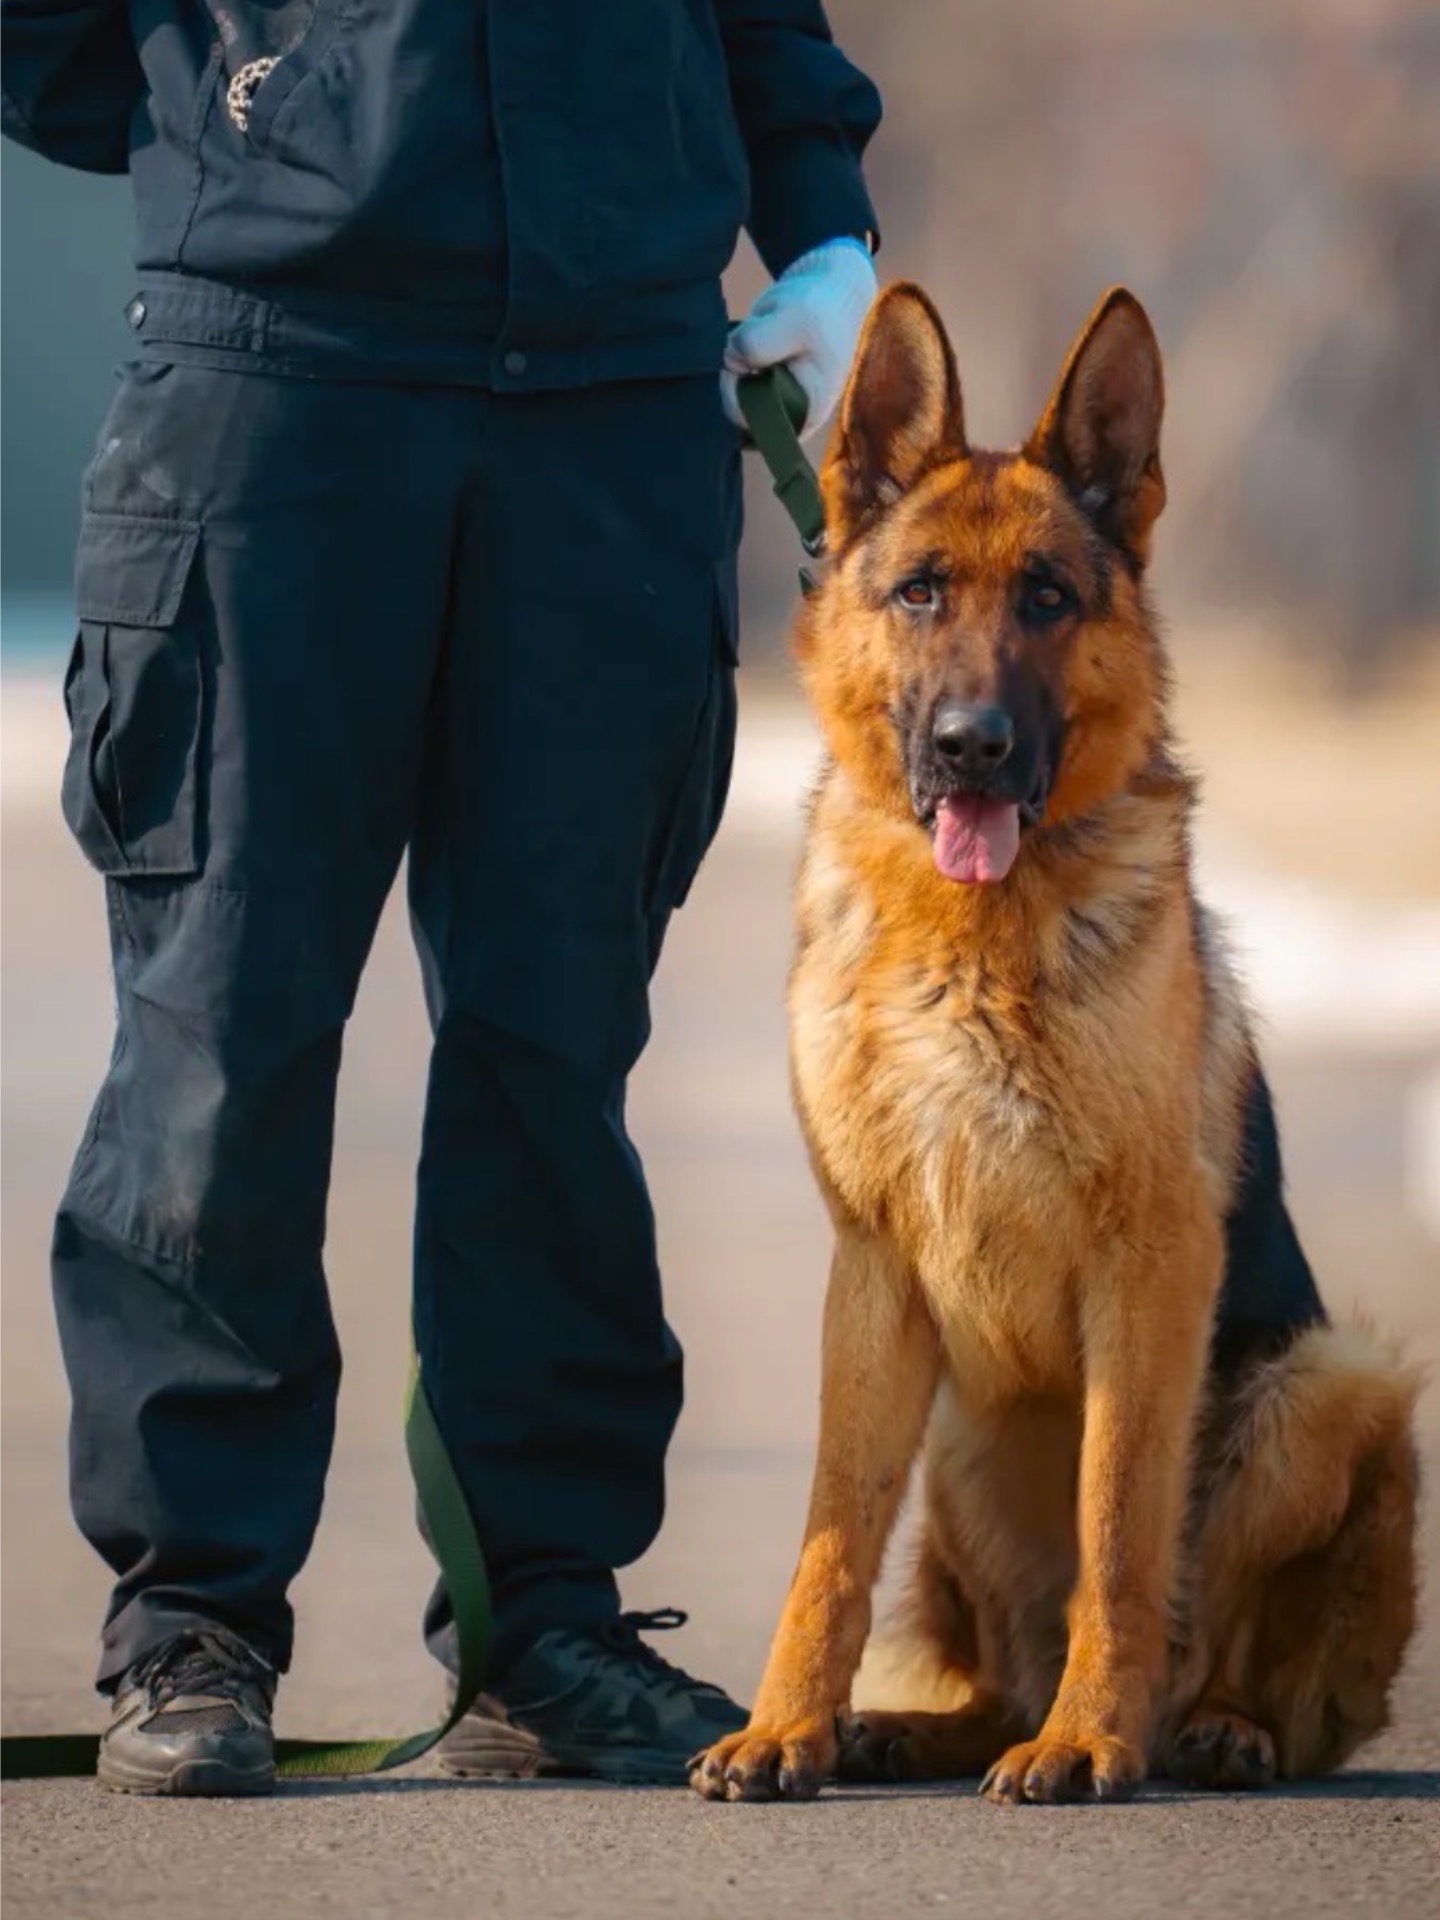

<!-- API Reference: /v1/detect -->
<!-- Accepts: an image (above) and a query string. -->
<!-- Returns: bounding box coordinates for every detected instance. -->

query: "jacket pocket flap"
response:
[75,514,201,627]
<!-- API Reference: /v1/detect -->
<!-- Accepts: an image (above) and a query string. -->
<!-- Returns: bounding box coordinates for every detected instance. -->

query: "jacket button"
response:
[503,349,528,377]
[126,297,147,329]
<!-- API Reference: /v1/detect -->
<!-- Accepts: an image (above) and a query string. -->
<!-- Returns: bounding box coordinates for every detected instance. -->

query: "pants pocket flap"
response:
[64,515,206,879]
[75,514,201,627]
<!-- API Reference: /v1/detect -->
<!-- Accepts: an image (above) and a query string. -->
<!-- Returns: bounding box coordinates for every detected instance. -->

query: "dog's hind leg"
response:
[1165,1616,1277,1790]
[1165,1323,1420,1788]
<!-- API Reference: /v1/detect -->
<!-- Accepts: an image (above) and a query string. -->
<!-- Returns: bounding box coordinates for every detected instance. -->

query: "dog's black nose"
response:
[931,702,1014,772]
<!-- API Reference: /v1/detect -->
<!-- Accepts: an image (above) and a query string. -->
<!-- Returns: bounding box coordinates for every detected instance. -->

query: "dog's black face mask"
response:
[887,566,1072,884]
[900,667,1066,882]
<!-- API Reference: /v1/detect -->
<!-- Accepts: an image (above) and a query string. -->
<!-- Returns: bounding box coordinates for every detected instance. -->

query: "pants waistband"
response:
[123,274,731,393]
[128,274,508,387]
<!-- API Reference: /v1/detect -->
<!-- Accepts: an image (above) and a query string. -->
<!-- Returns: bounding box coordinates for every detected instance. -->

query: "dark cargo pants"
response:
[51,361,742,1688]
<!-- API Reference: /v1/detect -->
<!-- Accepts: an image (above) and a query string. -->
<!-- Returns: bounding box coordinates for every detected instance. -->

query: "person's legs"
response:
[52,363,470,1702]
[409,376,741,1684]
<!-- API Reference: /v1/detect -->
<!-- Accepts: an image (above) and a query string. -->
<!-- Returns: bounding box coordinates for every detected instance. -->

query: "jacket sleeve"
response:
[713,1,881,278]
[1,1,144,173]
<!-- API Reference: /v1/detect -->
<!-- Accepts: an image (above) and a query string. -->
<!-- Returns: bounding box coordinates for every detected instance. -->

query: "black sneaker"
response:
[439,1607,747,1786]
[97,1628,277,1796]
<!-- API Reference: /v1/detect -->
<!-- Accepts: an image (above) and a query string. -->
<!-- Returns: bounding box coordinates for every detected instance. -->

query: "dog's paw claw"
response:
[690,1723,836,1804]
[982,1734,1144,1805]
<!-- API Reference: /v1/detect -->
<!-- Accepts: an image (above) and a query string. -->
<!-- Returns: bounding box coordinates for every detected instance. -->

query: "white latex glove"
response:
[721,237,877,442]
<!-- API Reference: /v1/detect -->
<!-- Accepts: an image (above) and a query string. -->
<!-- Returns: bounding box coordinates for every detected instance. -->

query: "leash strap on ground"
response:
[737,365,826,558]
[0,1357,491,1782]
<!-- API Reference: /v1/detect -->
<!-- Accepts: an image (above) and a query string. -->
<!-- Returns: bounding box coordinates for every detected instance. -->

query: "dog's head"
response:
[798,284,1170,884]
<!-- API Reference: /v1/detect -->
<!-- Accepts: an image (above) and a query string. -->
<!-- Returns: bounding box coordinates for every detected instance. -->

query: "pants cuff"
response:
[428,1570,621,1686]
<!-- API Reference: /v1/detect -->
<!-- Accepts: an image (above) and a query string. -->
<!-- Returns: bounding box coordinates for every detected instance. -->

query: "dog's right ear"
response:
[822,283,966,546]
[1025,288,1166,564]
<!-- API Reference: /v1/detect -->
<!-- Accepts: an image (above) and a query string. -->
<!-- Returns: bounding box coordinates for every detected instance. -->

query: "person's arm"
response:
[1,1,144,173]
[713,0,881,276]
[714,3,881,441]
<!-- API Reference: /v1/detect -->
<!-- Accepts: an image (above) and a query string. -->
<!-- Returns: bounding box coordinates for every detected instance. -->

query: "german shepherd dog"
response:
[692,286,1420,1804]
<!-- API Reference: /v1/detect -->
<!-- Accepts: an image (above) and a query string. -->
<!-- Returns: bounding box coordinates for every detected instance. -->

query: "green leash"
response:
[1,1361,490,1782]
[735,364,827,573]
[0,363,814,1788]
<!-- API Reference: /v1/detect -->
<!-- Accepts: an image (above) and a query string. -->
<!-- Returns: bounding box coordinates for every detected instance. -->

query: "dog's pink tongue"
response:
[933,795,1021,883]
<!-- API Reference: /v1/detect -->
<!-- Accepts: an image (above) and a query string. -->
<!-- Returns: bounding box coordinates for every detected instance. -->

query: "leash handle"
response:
[737,365,827,558]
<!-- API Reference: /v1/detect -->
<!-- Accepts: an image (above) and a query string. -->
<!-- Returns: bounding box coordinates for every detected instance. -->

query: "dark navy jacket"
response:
[0,1,880,387]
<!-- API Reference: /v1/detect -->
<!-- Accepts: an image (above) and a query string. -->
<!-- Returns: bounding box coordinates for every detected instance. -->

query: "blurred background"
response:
[6,1,1440,677]
[3,0,1438,1811]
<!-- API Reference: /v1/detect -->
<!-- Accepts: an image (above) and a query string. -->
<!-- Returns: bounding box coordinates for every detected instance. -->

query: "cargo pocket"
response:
[650,558,740,912]
[62,514,204,879]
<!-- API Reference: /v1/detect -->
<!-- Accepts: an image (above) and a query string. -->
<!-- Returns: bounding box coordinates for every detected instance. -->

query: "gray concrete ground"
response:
[3,682,1437,1920]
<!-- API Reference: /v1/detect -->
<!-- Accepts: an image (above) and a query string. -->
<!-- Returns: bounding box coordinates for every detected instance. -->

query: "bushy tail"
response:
[1245,1323,1422,1775]
[1195,1320,1423,1777]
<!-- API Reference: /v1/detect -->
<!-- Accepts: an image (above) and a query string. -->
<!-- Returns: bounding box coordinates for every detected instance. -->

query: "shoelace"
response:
[131,1629,273,1709]
[594,1608,732,1699]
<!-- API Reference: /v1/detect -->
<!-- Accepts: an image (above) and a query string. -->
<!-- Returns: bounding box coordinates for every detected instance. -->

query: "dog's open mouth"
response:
[930,794,1021,884]
[920,775,1048,885]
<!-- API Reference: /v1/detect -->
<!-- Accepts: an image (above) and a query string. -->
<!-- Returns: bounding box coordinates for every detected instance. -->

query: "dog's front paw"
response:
[689,1717,837,1802]
[981,1732,1144,1805]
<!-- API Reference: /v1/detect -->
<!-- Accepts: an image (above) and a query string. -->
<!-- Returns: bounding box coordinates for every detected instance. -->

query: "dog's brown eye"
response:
[1022,577,1074,623]
[896,578,935,610]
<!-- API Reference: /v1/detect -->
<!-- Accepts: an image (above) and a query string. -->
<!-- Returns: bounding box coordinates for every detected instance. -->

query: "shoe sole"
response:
[439,1718,689,1787]
[97,1752,276,1797]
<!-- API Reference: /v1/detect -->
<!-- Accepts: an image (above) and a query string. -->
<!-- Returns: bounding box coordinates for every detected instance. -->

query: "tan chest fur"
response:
[790,773,1233,1408]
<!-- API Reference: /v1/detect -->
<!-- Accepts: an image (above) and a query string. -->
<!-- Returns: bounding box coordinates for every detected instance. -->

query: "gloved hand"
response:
[721,237,877,442]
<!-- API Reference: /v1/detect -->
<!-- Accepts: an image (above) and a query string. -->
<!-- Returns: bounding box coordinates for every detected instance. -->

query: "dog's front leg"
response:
[983,1201,1221,1804]
[691,1226,938,1802]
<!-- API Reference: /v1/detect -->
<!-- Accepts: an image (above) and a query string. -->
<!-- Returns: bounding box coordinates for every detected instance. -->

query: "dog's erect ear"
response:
[822,283,966,545]
[1026,288,1166,562]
